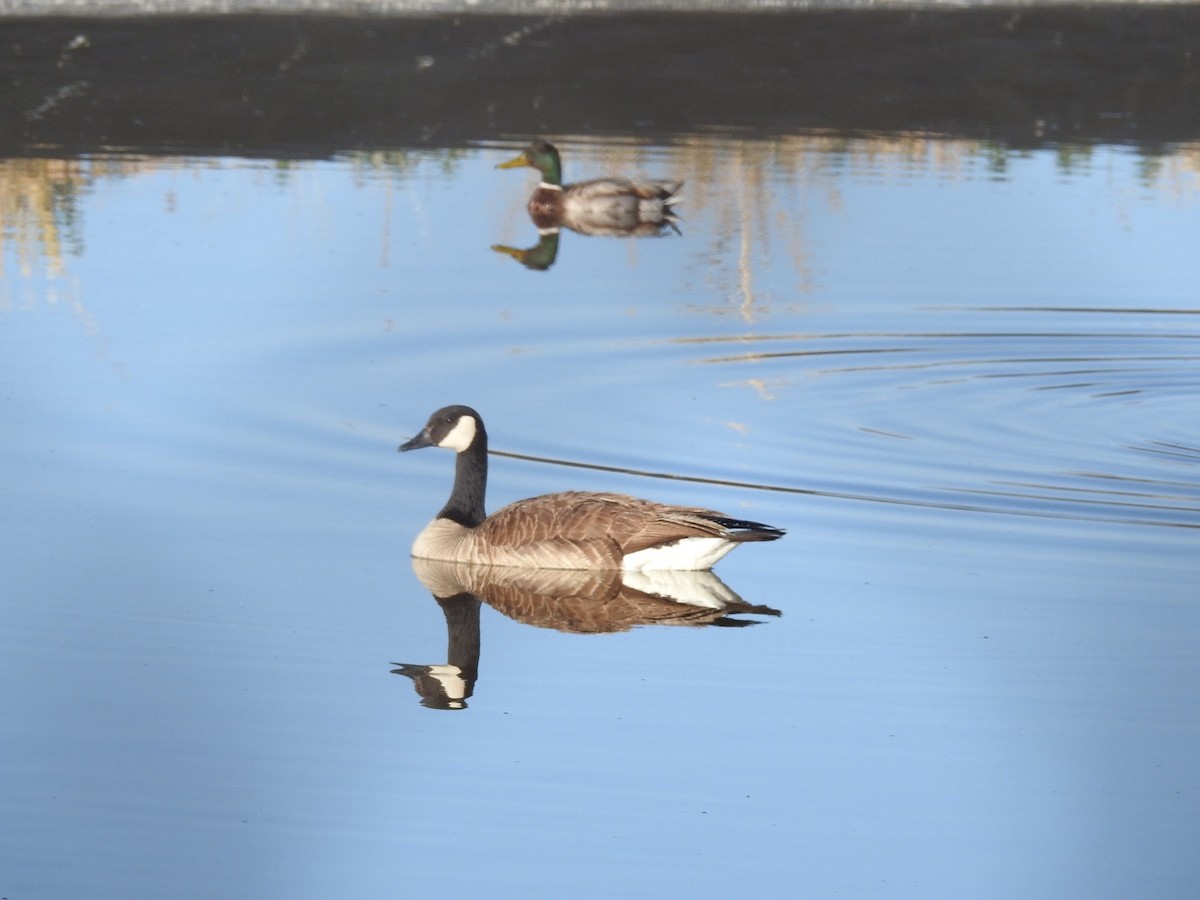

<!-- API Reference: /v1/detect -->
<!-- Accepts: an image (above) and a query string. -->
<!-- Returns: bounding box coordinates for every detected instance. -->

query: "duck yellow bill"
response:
[496,152,530,169]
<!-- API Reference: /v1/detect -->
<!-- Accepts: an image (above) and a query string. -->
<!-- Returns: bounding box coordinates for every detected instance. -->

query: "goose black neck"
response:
[438,428,488,527]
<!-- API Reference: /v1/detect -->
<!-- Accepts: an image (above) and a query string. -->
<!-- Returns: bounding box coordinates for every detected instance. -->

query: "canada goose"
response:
[496,141,683,233]
[399,405,784,571]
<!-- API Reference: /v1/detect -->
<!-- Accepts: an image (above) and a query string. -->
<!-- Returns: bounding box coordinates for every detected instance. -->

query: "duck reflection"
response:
[492,141,682,270]
[392,558,780,710]
[490,229,561,271]
[492,217,680,270]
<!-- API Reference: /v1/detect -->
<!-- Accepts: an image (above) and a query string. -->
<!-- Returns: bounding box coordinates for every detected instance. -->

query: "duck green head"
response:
[496,141,563,186]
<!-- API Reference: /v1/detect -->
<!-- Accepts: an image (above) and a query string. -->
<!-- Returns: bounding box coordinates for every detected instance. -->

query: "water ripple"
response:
[618,324,1200,529]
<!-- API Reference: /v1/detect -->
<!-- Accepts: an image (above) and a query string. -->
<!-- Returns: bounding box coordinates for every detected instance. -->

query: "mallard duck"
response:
[399,405,784,571]
[496,141,683,233]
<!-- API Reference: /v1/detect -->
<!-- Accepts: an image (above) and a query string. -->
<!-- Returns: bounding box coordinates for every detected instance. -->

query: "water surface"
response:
[2,136,1199,898]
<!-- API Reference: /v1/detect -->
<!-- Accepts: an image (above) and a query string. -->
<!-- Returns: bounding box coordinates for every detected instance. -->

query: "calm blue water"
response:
[2,139,1199,899]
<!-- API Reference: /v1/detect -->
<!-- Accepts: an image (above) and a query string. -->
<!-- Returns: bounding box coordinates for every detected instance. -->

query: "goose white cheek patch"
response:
[439,415,477,452]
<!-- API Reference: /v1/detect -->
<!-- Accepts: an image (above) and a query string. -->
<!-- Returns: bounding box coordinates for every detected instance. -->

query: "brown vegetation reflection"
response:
[0,157,81,299]
[391,557,780,710]
[5,140,1200,308]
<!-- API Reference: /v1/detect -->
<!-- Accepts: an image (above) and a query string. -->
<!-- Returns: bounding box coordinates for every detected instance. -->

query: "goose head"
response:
[399,405,485,454]
[400,405,490,529]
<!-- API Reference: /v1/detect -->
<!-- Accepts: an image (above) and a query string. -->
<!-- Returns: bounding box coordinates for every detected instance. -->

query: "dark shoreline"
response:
[4,7,1199,158]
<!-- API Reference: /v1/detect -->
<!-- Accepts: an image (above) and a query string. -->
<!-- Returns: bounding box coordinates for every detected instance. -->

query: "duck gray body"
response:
[540,178,682,234]
[400,405,783,572]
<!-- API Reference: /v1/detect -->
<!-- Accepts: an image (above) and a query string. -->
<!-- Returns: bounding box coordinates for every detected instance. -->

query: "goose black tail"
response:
[708,516,786,541]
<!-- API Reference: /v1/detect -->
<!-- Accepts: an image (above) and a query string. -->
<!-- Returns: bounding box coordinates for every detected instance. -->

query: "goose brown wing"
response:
[476,491,731,556]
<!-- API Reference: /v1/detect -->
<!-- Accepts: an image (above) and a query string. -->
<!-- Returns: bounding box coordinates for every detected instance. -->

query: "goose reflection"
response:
[392,558,780,710]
